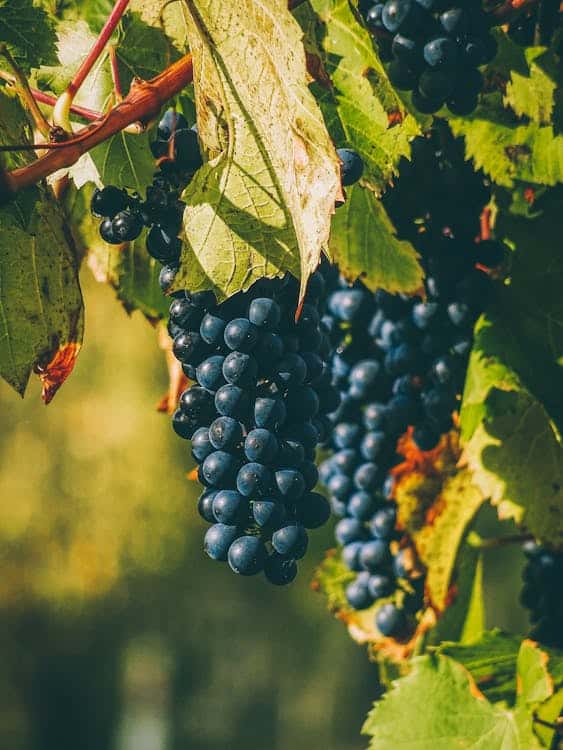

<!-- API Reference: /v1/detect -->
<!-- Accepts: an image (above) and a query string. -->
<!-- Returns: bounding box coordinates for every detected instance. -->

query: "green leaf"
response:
[312,551,355,613]
[171,0,341,301]
[439,630,523,705]
[296,0,421,192]
[89,131,155,194]
[448,35,563,188]
[362,654,541,750]
[505,47,559,126]
[329,184,423,294]
[493,193,563,435]
[517,640,553,707]
[0,0,57,72]
[0,91,84,398]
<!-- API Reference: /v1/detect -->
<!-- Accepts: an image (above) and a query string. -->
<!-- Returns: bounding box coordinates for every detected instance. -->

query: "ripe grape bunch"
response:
[362,0,498,114]
[90,109,201,269]
[168,272,340,585]
[319,127,505,638]
[520,542,563,649]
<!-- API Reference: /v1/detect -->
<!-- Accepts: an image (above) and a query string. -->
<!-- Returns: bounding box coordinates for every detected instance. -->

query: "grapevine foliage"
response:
[0,0,562,745]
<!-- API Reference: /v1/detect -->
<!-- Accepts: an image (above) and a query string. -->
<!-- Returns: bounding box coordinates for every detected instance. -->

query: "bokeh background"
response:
[0,271,528,750]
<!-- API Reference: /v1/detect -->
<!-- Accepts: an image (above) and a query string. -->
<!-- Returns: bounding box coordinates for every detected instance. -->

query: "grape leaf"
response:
[0,91,84,398]
[505,47,559,127]
[0,0,57,73]
[439,630,523,705]
[449,35,563,188]
[461,317,563,547]
[517,640,554,707]
[362,654,541,750]
[295,0,421,193]
[170,0,340,302]
[329,184,423,294]
[394,436,486,612]
[493,192,563,436]
[130,0,191,53]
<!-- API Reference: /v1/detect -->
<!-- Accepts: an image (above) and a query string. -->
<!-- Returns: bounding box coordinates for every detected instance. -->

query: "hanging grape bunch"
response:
[319,127,506,637]
[362,0,498,114]
[90,109,202,266]
[168,273,339,585]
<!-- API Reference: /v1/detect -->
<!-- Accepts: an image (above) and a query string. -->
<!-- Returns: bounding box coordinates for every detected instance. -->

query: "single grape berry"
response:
[337,148,364,186]
[91,186,129,218]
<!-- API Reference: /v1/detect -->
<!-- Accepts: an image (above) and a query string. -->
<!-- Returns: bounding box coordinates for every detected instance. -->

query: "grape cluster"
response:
[361,0,498,114]
[91,109,201,268]
[168,272,340,584]
[319,127,503,636]
[520,542,563,649]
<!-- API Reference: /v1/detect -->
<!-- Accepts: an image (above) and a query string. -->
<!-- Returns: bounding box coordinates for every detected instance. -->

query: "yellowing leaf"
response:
[171,0,340,302]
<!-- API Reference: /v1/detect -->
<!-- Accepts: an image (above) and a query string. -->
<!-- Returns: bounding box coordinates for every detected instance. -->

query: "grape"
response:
[157,109,189,140]
[254,396,287,430]
[179,386,215,423]
[359,540,391,571]
[264,554,298,585]
[112,210,143,242]
[335,518,365,545]
[204,524,238,561]
[208,416,243,451]
[191,427,214,461]
[200,312,227,346]
[362,0,492,113]
[236,462,273,498]
[212,490,248,525]
[253,498,286,528]
[375,603,406,637]
[244,429,279,463]
[296,492,331,529]
[368,574,395,599]
[370,505,397,540]
[345,579,373,610]
[198,490,217,523]
[337,148,364,186]
[227,536,266,575]
[275,469,306,499]
[146,225,181,264]
[223,318,259,352]
[248,298,281,329]
[196,355,226,391]
[215,384,251,419]
[202,451,240,488]
[99,217,119,244]
[271,525,308,558]
[222,352,258,388]
[342,541,364,571]
[159,264,178,293]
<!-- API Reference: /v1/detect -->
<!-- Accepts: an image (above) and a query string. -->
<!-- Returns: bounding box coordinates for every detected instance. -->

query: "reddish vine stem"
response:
[67,0,130,98]
[0,72,102,120]
[0,54,194,205]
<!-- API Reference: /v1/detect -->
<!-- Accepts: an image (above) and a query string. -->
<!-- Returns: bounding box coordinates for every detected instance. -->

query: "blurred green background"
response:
[0,272,529,750]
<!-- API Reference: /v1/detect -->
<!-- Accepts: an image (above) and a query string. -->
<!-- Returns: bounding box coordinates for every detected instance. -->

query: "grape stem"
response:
[468,532,535,549]
[52,0,131,130]
[0,73,103,121]
[0,54,194,205]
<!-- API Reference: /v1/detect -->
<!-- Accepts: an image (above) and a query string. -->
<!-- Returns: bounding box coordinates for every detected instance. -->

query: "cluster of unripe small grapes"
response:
[520,542,563,649]
[317,126,505,637]
[167,273,341,584]
[91,109,201,267]
[361,0,498,114]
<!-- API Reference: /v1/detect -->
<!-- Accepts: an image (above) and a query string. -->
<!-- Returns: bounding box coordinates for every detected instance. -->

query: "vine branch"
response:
[0,54,194,205]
